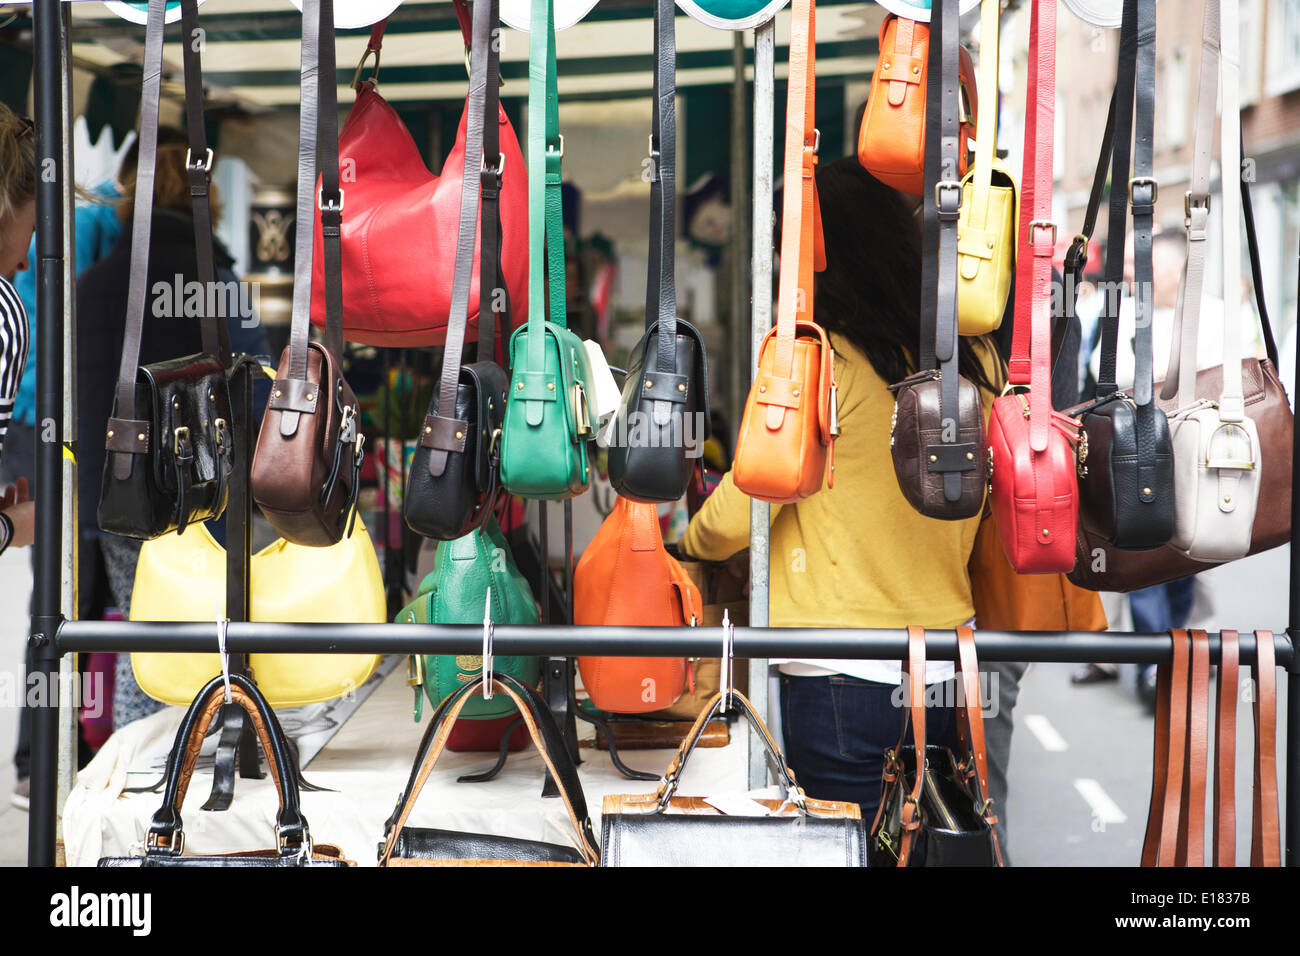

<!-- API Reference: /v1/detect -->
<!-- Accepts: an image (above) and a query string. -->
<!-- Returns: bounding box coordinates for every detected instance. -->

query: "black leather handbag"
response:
[888,0,986,522]
[870,626,1003,867]
[98,0,232,541]
[606,0,710,504]
[99,672,353,867]
[1067,0,1174,551]
[601,690,866,867]
[404,0,510,540]
[379,673,600,866]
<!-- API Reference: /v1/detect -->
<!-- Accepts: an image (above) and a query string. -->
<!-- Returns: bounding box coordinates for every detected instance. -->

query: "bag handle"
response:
[107,0,229,481]
[145,674,309,858]
[1007,0,1056,452]
[1174,628,1210,865]
[650,689,805,812]
[522,0,566,381]
[379,673,599,865]
[424,0,503,480]
[1140,628,1190,865]
[769,0,818,382]
[1213,628,1238,865]
[963,0,999,234]
[269,0,343,439]
[1250,629,1281,865]
[953,626,1004,864]
[644,0,679,378]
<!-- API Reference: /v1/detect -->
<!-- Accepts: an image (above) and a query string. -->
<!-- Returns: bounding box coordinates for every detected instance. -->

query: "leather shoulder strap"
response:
[1240,144,1279,367]
[771,0,817,380]
[645,0,678,376]
[432,0,498,442]
[1142,628,1189,865]
[479,0,507,361]
[956,626,1003,864]
[1175,628,1209,866]
[1250,630,1280,866]
[1213,628,1238,866]
[1009,0,1056,451]
[525,0,565,377]
[110,0,228,470]
[896,625,928,866]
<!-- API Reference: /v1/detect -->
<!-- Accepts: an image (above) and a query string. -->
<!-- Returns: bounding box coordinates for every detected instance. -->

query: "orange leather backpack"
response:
[857,14,977,196]
[576,496,702,714]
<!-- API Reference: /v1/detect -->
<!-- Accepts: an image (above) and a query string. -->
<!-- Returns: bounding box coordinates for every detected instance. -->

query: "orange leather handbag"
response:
[576,496,702,714]
[857,14,977,196]
[733,0,839,504]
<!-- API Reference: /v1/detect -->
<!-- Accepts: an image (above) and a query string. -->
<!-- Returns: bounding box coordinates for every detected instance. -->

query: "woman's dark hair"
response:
[812,156,1001,397]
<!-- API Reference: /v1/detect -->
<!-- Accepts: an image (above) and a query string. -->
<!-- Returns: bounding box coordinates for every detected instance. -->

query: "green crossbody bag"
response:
[499,0,595,500]
[398,516,541,721]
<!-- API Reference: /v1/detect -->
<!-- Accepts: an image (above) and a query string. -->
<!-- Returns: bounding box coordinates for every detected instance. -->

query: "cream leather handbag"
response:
[1163,0,1260,562]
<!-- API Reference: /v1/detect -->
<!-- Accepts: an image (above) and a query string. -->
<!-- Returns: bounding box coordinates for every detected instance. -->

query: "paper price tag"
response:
[702,794,772,817]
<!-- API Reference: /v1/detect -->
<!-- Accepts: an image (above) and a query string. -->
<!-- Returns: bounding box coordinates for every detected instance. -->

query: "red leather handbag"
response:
[576,496,702,715]
[310,5,528,347]
[987,0,1081,574]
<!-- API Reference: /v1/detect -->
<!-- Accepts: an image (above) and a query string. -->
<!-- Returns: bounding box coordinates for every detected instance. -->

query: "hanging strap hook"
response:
[481,587,495,701]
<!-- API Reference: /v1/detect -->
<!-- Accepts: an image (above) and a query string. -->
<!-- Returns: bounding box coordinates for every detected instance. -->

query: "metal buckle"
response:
[406,654,424,688]
[1076,427,1089,478]
[213,417,228,448]
[877,829,899,860]
[339,405,357,444]
[935,179,962,218]
[828,384,841,437]
[573,383,592,437]
[1206,422,1256,470]
[1028,219,1057,248]
[146,829,183,855]
[279,827,312,858]
[1128,176,1158,206]
[185,147,214,172]
[1184,190,1210,218]
[352,46,381,89]
[482,151,506,177]
[172,426,191,457]
[546,134,564,158]
[807,128,821,154]
[317,186,345,213]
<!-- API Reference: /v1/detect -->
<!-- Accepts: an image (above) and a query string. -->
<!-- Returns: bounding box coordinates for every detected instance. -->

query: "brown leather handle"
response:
[1142,628,1190,866]
[1175,628,1210,866]
[1213,629,1239,866]
[1251,630,1280,866]
[955,626,1003,865]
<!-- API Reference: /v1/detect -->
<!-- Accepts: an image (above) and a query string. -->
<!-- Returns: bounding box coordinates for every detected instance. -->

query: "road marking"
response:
[1074,778,1128,824]
[1023,713,1069,752]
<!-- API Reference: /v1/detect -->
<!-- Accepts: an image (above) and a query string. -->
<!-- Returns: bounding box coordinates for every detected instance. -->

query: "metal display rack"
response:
[23,0,1300,868]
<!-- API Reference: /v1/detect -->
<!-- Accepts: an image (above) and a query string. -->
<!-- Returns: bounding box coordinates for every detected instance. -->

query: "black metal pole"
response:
[29,0,67,868]
[52,620,1294,667]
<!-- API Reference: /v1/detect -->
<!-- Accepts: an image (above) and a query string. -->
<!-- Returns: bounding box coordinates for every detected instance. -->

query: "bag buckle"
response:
[1128,177,1158,212]
[172,426,191,458]
[1205,422,1256,471]
[406,654,424,688]
[339,405,358,444]
[1075,427,1089,478]
[935,180,962,221]
[1028,220,1057,251]
[145,828,183,856]
[572,383,592,437]
[1184,190,1210,219]
[185,147,213,173]
[828,384,841,437]
[318,186,345,213]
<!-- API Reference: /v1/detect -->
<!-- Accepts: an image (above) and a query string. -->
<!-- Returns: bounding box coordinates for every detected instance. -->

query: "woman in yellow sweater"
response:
[682,157,1002,822]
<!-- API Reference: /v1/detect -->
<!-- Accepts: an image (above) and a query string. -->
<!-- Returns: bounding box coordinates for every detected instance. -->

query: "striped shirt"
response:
[0,273,30,465]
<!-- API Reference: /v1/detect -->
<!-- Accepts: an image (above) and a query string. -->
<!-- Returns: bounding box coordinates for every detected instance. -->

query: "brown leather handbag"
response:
[575,495,701,714]
[250,0,364,547]
[857,13,977,196]
[732,0,839,503]
[887,0,987,520]
[1067,172,1293,591]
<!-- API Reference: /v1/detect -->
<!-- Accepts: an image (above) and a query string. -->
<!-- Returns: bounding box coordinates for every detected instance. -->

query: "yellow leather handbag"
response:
[956,0,1017,335]
[129,517,384,707]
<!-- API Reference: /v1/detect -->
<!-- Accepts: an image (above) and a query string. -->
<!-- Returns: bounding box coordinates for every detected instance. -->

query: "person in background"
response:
[683,158,1008,841]
[76,125,269,733]
[6,130,129,811]
[0,104,38,810]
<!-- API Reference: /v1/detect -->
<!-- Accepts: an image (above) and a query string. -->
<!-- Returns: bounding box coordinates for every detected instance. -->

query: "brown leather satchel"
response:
[249,2,364,547]
[1068,357,1292,592]
[889,370,987,519]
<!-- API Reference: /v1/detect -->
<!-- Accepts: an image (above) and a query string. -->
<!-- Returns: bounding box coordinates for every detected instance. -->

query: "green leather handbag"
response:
[397,516,541,721]
[498,0,594,500]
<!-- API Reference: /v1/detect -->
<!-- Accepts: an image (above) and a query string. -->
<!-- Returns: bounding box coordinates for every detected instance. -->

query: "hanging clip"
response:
[720,608,736,713]
[216,611,232,704]
[481,587,494,701]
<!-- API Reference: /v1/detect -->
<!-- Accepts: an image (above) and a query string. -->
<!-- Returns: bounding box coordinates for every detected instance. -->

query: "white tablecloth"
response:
[64,666,749,866]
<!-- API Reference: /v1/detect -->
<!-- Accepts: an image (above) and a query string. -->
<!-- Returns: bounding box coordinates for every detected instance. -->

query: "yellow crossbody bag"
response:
[957,0,1018,335]
[129,517,384,707]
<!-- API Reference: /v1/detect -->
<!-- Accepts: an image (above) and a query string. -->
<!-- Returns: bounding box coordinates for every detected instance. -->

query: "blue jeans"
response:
[1129,578,1195,633]
[779,673,962,824]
